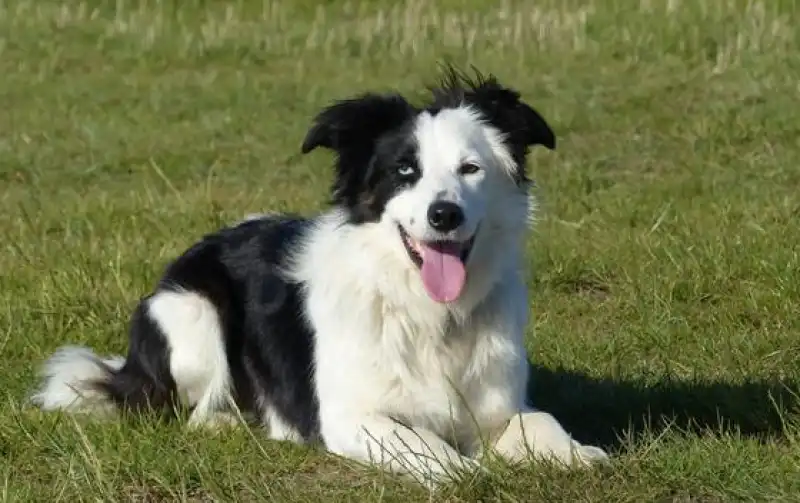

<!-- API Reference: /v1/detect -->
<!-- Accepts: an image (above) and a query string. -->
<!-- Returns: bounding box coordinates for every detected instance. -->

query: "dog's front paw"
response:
[491,411,610,469]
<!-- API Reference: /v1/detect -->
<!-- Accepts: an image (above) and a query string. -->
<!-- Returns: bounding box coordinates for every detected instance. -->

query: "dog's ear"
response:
[509,97,556,151]
[461,73,555,151]
[431,66,555,184]
[432,66,555,150]
[301,93,416,155]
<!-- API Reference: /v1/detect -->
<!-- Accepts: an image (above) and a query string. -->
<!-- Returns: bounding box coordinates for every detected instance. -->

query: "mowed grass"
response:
[1,0,799,500]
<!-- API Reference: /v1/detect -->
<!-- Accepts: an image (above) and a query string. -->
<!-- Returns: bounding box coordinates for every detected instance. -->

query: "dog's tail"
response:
[31,346,125,414]
[31,343,178,417]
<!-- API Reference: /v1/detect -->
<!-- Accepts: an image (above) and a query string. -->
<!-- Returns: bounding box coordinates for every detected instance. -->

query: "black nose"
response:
[427,201,464,232]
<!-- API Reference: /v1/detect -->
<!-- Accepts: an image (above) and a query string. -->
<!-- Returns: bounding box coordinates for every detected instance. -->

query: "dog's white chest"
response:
[373,313,519,446]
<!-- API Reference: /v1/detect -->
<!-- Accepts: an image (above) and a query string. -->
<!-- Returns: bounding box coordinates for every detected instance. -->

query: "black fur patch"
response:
[98,216,321,439]
[301,93,419,223]
[95,299,179,417]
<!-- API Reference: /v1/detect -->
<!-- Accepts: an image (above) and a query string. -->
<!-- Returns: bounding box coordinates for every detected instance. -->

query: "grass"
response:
[1,0,799,500]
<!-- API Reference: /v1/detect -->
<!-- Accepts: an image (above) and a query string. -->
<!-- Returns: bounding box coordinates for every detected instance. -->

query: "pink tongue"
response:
[420,242,466,303]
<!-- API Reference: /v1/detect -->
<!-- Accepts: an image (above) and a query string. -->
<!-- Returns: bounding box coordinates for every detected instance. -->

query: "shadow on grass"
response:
[527,364,800,450]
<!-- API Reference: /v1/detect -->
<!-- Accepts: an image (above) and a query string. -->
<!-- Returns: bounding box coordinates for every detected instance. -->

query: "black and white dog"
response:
[33,68,609,483]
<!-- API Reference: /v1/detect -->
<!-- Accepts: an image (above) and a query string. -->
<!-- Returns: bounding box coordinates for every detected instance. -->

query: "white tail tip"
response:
[31,345,124,413]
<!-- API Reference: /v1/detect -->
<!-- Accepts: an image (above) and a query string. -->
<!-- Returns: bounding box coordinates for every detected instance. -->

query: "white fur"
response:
[32,346,124,413]
[146,290,231,426]
[240,212,277,223]
[388,107,528,258]
[263,403,305,442]
[290,107,608,483]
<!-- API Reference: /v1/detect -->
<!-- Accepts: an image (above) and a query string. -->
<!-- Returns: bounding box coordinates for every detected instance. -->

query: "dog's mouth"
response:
[398,225,476,304]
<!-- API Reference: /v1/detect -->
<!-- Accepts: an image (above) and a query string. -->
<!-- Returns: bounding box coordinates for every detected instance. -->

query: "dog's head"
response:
[301,67,555,304]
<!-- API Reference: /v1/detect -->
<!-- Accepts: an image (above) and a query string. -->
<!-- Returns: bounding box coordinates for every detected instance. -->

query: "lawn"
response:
[1,0,799,501]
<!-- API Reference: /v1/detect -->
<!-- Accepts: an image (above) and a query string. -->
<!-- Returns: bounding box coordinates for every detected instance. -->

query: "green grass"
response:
[2,0,800,500]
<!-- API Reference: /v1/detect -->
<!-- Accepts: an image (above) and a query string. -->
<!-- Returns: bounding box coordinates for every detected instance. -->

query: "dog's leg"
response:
[147,290,231,428]
[323,414,480,485]
[487,409,609,467]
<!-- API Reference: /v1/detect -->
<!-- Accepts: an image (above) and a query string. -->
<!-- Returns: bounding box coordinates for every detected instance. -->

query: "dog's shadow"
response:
[527,364,799,451]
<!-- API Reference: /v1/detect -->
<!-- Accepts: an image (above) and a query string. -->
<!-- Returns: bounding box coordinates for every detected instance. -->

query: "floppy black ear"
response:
[511,98,556,150]
[464,76,555,151]
[301,93,416,155]
[432,66,556,151]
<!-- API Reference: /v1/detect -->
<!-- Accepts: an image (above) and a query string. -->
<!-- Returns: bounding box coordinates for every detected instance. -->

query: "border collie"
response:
[32,67,609,484]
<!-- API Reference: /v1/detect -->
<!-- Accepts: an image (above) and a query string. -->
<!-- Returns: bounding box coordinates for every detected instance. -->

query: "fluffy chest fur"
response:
[295,211,529,451]
[373,306,526,450]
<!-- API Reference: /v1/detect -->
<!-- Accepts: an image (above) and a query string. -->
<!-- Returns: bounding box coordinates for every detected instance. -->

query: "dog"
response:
[31,67,609,484]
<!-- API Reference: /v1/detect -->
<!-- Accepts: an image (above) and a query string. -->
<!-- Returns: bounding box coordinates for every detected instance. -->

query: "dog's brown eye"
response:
[459,163,481,175]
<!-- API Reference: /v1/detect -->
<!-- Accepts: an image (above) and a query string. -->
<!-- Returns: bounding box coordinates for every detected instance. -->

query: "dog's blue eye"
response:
[397,165,416,177]
[459,163,481,175]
